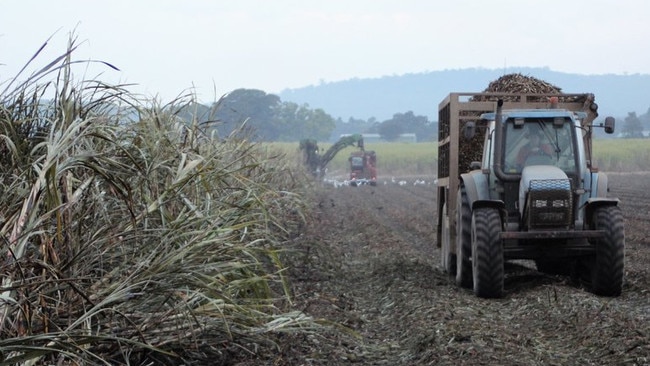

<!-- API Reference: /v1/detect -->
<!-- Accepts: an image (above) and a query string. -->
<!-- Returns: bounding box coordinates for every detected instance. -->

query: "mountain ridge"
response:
[278,67,650,122]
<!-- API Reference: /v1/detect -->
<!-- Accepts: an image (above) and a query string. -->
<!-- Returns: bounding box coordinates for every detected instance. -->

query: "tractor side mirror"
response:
[604,117,615,134]
[463,121,476,139]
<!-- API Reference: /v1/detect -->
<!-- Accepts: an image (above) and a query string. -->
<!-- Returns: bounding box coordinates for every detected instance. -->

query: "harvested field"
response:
[267,172,650,365]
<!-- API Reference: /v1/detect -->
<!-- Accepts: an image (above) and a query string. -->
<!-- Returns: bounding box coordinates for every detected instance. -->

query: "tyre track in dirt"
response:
[292,180,451,364]
[348,182,437,255]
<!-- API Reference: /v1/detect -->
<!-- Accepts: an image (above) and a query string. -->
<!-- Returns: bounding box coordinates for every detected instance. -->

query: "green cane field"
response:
[275,138,650,179]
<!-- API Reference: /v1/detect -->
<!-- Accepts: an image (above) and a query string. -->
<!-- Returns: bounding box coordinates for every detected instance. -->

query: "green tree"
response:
[378,111,434,142]
[378,119,403,141]
[272,102,335,141]
[622,112,644,138]
[308,108,337,141]
[213,89,281,140]
[639,107,650,131]
[329,117,375,143]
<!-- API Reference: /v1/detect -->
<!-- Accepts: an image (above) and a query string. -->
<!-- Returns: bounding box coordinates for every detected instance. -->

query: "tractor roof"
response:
[481,109,579,121]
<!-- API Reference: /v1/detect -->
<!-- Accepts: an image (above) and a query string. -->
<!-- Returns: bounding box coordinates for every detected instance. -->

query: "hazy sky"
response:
[1,1,648,102]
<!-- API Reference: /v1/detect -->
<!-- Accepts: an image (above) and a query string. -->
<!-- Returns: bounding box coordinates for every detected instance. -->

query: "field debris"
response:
[280,173,650,365]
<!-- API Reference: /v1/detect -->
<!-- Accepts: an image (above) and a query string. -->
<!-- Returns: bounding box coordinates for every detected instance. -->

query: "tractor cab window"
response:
[503,118,576,175]
[350,156,364,169]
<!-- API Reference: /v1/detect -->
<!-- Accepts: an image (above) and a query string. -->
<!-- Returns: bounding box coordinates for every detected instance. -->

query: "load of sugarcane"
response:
[458,73,568,172]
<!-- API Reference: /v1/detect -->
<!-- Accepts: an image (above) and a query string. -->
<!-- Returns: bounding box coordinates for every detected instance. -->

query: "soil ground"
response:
[254,172,650,365]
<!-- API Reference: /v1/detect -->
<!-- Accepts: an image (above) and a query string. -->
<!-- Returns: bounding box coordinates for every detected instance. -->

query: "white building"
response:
[340,133,417,143]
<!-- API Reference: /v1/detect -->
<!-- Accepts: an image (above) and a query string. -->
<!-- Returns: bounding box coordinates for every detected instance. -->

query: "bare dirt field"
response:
[257,172,650,365]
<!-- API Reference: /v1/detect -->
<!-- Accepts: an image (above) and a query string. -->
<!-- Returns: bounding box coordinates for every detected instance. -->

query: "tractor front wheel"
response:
[471,207,504,298]
[589,205,625,296]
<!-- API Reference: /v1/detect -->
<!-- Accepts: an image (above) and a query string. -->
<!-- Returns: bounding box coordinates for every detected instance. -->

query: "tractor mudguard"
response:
[460,171,490,205]
[583,172,616,227]
[591,171,609,198]
[460,171,506,220]
[584,197,619,228]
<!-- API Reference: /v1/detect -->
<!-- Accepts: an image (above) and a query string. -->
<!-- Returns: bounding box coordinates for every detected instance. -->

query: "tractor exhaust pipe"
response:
[493,99,514,181]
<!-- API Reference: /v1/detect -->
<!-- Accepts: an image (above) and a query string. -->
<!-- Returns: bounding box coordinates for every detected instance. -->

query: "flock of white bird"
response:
[324,177,436,188]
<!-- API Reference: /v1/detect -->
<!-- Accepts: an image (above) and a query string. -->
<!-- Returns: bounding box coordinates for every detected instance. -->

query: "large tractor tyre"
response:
[455,185,473,288]
[440,204,457,275]
[589,206,625,296]
[471,207,504,298]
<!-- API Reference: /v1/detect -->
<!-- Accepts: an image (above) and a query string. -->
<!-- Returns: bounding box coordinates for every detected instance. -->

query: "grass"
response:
[278,137,650,179]
[273,141,438,177]
[592,138,650,172]
[326,142,438,177]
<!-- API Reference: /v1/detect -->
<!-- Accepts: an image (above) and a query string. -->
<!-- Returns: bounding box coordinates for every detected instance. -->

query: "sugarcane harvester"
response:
[348,147,377,187]
[299,134,366,179]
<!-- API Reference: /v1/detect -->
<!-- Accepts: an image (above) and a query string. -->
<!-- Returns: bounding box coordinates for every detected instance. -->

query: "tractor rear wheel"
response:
[471,207,504,298]
[589,205,625,296]
[455,185,472,288]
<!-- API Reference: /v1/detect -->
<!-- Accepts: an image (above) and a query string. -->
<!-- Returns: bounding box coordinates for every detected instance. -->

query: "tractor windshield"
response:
[503,117,576,175]
[350,156,364,170]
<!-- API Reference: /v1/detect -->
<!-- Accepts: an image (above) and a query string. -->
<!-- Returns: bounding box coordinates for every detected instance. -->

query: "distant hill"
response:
[279,67,650,122]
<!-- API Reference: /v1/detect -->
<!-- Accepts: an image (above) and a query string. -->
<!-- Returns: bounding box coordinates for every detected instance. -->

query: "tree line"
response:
[182,88,647,142]
[182,89,436,143]
[621,110,650,138]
